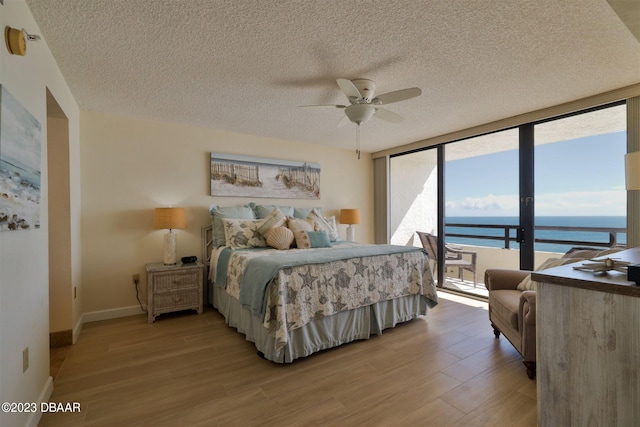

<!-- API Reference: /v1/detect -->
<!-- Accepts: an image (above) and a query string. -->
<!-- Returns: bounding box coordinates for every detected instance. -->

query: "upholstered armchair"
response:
[485,247,621,380]
[484,268,537,379]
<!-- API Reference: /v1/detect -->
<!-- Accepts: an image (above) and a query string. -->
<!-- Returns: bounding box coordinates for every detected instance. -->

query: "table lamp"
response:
[153,207,187,264]
[340,208,361,242]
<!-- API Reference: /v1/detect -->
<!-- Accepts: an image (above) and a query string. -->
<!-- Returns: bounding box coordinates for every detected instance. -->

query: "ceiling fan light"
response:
[345,104,375,125]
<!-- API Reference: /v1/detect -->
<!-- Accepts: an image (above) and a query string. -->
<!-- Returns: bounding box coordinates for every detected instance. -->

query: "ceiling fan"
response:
[302,78,422,125]
[301,78,422,158]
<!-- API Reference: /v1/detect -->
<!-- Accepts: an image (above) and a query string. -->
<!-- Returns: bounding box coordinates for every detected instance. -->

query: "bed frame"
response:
[201,224,431,362]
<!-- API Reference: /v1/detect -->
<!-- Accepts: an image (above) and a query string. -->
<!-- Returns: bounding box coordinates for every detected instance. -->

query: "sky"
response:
[445,131,627,217]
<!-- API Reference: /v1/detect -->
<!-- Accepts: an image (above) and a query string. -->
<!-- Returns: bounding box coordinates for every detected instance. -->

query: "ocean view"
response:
[445,216,626,254]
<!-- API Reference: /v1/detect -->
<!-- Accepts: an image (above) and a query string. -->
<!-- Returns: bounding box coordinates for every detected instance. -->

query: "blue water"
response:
[446,216,626,254]
[0,157,41,189]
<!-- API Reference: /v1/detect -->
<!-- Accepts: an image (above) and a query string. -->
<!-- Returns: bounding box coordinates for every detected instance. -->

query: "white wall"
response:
[0,2,81,426]
[389,150,438,246]
[79,111,374,314]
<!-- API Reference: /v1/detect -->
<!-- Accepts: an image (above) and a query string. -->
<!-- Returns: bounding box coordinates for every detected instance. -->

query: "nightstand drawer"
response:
[153,290,200,311]
[152,270,199,293]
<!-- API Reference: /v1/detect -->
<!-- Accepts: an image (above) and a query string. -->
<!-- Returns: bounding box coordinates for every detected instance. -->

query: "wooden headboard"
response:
[201,224,214,270]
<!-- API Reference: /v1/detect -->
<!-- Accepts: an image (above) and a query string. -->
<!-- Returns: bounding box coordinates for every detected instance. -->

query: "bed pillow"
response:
[257,207,287,236]
[266,226,294,250]
[307,208,339,241]
[286,217,316,233]
[293,230,332,249]
[222,218,267,248]
[253,204,295,219]
[210,205,256,247]
[517,257,583,291]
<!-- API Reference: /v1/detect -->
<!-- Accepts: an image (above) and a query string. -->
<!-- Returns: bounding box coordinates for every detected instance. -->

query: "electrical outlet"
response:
[23,347,29,373]
[133,274,140,284]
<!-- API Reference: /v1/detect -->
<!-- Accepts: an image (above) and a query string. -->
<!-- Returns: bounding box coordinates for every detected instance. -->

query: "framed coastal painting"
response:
[210,152,320,199]
[0,85,42,231]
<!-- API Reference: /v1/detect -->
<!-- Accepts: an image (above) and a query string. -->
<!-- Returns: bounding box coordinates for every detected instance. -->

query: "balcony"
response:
[434,222,626,299]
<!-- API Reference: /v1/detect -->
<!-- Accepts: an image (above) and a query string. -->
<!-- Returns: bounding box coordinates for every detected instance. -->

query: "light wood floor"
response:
[40,292,537,427]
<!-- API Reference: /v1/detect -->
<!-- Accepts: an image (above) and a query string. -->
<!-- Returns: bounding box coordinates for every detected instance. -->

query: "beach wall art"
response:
[210,152,320,199]
[0,85,42,231]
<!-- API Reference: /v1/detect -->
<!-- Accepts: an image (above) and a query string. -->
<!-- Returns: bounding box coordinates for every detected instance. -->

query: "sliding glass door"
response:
[444,129,521,295]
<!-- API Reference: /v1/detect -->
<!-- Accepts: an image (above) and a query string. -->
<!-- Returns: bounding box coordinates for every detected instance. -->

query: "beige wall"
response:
[0,2,81,426]
[79,111,373,314]
[389,151,438,247]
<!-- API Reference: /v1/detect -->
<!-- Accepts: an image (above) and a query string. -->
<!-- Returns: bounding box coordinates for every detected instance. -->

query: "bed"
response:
[201,208,437,363]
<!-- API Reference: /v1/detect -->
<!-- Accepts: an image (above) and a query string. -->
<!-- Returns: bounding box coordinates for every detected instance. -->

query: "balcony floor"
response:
[440,276,488,298]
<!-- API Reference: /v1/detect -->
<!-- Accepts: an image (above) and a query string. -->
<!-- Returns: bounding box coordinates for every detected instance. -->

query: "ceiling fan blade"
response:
[337,78,363,99]
[374,108,404,123]
[372,87,422,105]
[298,104,346,109]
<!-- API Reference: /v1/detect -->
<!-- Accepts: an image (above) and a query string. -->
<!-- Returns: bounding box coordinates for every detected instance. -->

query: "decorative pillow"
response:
[595,248,624,257]
[286,217,316,233]
[307,209,339,241]
[253,204,295,219]
[562,247,602,259]
[517,257,583,291]
[266,226,294,250]
[222,218,266,248]
[293,207,322,219]
[210,205,255,247]
[257,207,286,236]
[293,230,332,249]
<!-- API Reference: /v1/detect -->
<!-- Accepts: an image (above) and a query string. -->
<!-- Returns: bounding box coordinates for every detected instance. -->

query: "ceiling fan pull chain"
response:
[356,124,361,160]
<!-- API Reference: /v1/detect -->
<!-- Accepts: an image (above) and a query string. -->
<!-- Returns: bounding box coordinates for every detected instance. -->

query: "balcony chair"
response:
[416,231,477,286]
[484,246,622,379]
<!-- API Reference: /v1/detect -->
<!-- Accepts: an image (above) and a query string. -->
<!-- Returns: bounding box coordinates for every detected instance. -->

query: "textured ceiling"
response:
[25,0,640,154]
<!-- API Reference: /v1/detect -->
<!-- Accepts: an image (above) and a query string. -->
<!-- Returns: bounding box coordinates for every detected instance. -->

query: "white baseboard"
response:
[72,316,83,344]
[72,305,146,342]
[25,376,53,427]
[82,305,147,324]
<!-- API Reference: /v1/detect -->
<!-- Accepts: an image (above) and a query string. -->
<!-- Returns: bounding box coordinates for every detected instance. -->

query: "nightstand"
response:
[145,262,204,323]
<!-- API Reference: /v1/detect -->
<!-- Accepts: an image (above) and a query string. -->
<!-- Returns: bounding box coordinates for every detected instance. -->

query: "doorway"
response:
[46,89,73,376]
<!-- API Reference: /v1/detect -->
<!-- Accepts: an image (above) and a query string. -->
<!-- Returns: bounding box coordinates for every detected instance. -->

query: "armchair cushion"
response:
[490,289,521,330]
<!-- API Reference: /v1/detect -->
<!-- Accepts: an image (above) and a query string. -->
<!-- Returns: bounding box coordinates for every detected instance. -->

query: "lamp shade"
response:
[340,208,361,225]
[626,152,640,190]
[153,207,187,230]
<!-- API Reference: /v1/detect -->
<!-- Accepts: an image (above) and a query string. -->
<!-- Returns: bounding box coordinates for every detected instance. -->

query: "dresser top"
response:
[531,247,640,298]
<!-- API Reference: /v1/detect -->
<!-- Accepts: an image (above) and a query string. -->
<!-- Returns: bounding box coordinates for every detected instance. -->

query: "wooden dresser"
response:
[146,262,204,323]
[532,247,640,427]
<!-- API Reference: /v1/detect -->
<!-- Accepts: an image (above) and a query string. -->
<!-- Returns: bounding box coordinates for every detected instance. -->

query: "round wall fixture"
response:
[5,26,27,56]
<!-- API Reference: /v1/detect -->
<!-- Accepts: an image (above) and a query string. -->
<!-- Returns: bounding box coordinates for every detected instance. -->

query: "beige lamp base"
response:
[163,231,177,265]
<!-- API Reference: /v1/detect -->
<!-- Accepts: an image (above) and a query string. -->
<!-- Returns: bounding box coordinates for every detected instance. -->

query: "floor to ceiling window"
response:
[387,101,627,299]
[533,104,627,257]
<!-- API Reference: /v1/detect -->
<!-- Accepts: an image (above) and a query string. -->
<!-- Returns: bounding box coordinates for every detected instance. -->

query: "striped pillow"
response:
[307,208,339,241]
[517,257,583,291]
[257,207,286,237]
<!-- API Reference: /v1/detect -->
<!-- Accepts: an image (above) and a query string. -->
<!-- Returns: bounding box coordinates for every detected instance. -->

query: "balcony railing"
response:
[445,223,626,250]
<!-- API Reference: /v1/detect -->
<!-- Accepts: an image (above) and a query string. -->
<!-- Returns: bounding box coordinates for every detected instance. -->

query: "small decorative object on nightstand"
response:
[146,262,204,323]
